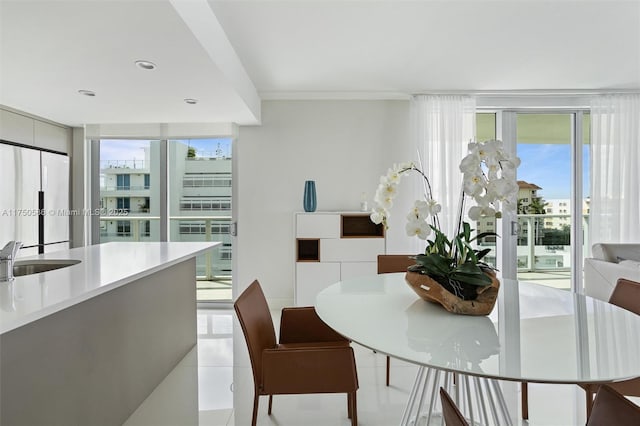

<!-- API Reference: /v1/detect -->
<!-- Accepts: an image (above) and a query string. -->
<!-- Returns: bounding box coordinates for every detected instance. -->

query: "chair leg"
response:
[585,385,595,419]
[350,391,358,426]
[386,356,390,386]
[251,392,259,426]
[268,394,273,415]
[347,393,352,419]
[521,382,529,420]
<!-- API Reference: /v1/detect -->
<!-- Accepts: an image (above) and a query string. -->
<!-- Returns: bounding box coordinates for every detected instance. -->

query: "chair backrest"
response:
[439,387,469,426]
[377,254,415,274]
[234,280,277,390]
[609,278,640,315]
[587,384,640,426]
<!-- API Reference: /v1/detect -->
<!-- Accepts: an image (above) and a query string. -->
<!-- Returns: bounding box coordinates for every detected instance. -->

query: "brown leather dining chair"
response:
[580,277,640,419]
[377,254,416,386]
[234,280,359,426]
[440,384,640,426]
[587,384,640,426]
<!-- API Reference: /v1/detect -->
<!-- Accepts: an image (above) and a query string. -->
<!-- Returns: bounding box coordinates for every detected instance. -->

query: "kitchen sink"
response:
[13,259,81,276]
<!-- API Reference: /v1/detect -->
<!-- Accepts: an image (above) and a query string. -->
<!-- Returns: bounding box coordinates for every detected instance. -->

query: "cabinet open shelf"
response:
[296,239,320,261]
[341,214,384,238]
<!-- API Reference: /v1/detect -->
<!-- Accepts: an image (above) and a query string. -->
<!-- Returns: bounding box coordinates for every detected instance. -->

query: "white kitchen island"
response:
[0,242,219,426]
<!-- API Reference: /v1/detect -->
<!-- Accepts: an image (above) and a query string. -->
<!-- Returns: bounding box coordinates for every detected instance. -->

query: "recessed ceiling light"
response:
[135,60,157,70]
[78,90,96,97]
[184,98,198,105]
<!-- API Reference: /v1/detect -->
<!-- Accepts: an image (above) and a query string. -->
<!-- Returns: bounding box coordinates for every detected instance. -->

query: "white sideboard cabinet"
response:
[294,212,385,306]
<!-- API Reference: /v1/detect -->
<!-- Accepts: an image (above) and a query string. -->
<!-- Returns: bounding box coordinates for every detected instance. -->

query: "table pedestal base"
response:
[400,367,513,426]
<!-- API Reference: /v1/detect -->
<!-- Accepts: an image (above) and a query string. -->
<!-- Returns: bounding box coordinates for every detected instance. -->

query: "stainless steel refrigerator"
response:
[0,142,70,256]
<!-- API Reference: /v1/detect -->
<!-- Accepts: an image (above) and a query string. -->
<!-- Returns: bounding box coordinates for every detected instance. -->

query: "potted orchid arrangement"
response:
[371,140,520,306]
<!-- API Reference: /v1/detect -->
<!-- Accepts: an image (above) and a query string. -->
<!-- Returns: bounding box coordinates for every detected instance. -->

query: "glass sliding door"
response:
[168,138,233,302]
[513,112,590,290]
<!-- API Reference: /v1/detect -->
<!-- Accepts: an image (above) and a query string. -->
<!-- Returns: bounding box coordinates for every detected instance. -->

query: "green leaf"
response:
[454,237,465,264]
[454,261,485,275]
[462,241,478,263]
[462,222,471,241]
[450,272,493,287]
[475,248,492,261]
[415,253,452,277]
[450,262,493,286]
[470,231,499,243]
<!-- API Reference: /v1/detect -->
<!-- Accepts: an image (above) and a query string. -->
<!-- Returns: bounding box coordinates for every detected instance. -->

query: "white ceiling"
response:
[1,0,639,127]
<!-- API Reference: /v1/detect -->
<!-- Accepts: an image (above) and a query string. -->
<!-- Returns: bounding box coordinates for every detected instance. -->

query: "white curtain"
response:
[411,95,476,243]
[590,94,640,245]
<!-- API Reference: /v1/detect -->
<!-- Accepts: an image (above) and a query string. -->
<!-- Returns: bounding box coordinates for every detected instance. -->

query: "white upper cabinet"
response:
[34,120,70,153]
[0,109,34,146]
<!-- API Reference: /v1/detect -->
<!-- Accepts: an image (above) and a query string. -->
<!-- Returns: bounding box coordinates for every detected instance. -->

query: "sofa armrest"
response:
[584,258,640,302]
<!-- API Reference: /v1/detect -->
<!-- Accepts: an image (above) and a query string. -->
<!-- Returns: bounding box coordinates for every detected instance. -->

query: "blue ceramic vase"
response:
[303,180,317,212]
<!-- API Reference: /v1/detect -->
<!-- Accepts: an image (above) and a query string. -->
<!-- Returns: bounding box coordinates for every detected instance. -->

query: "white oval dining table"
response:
[315,273,640,425]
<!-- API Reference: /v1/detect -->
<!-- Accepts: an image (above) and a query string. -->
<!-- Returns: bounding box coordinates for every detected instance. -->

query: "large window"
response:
[116,174,130,190]
[96,137,233,303]
[116,220,131,237]
[116,197,130,212]
[99,139,160,243]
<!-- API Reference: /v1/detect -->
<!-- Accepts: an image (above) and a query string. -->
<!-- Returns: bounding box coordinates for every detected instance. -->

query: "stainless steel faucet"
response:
[0,241,22,282]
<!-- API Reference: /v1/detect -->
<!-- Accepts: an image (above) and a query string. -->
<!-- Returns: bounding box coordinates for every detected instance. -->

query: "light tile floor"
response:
[124,308,622,426]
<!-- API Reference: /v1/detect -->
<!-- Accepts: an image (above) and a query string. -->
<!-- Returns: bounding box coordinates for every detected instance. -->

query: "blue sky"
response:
[517,144,590,199]
[100,138,232,161]
[181,138,232,157]
[99,139,585,199]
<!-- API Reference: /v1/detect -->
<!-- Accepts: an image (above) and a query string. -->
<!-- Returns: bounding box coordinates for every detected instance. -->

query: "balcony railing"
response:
[515,214,589,273]
[99,215,232,281]
[100,185,150,191]
[100,160,146,169]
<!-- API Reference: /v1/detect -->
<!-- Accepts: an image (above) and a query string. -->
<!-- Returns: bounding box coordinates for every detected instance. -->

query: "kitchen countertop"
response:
[0,242,220,334]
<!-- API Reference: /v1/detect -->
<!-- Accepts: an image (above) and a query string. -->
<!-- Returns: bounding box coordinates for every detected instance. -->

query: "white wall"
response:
[236,100,413,307]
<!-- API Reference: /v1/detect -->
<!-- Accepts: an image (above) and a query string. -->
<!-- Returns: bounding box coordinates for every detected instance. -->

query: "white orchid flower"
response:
[399,161,415,171]
[374,184,394,209]
[371,143,518,249]
[405,218,431,240]
[412,200,431,218]
[375,182,397,200]
[463,173,485,196]
[370,208,386,225]
[375,194,393,210]
[386,168,402,184]
[487,178,508,197]
[502,156,521,170]
[484,157,500,180]
[467,142,479,154]
[501,166,516,180]
[501,197,517,213]
[477,142,497,160]
[468,205,497,221]
[473,193,494,207]
[425,199,441,216]
[459,153,480,173]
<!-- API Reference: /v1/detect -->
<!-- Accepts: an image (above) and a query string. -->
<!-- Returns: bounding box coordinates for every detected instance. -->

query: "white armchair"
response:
[584,243,640,302]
